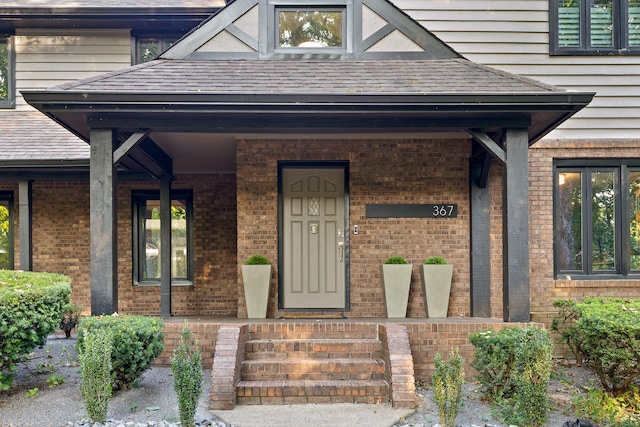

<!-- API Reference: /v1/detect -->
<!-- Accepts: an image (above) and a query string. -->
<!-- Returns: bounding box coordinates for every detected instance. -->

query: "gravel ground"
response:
[0,334,591,427]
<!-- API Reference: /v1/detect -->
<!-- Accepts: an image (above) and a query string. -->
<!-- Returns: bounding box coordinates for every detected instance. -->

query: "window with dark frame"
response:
[0,192,14,270]
[0,36,14,108]
[134,37,179,64]
[132,190,193,285]
[277,8,344,48]
[269,0,349,54]
[555,160,640,278]
[550,0,640,55]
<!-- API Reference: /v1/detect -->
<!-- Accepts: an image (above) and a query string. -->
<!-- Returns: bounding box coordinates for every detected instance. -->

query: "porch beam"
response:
[469,129,506,165]
[86,115,532,134]
[502,128,530,322]
[90,128,118,315]
[113,129,151,164]
[18,180,32,271]
[160,178,172,316]
[470,151,491,317]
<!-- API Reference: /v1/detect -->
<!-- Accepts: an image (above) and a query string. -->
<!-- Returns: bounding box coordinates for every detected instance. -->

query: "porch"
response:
[157,317,530,409]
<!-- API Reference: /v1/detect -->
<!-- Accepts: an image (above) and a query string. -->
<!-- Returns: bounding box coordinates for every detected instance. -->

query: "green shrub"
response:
[78,314,164,390]
[551,299,585,365]
[432,348,465,427]
[0,270,71,390]
[171,323,203,427]
[79,329,113,423]
[424,256,447,264]
[470,326,553,427]
[245,254,270,265]
[572,385,640,426]
[553,297,640,395]
[384,256,408,264]
[469,328,517,398]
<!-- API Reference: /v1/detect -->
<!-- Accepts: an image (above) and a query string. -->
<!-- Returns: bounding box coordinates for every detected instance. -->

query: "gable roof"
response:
[22,0,594,169]
[55,58,560,95]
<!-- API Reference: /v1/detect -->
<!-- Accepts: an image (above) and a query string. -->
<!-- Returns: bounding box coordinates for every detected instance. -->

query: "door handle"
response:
[338,242,344,262]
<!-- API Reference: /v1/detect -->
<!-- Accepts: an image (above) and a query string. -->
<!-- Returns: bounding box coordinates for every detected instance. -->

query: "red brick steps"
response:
[236,379,390,405]
[241,358,386,381]
[208,322,416,410]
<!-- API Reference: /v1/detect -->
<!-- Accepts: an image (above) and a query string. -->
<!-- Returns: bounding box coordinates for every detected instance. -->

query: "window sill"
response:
[133,280,193,288]
[555,277,640,287]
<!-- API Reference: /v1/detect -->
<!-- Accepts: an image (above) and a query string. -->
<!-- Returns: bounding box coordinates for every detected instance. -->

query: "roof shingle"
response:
[54,58,564,95]
[0,111,88,161]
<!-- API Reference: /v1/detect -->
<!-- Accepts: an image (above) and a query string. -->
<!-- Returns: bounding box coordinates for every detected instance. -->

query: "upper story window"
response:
[268,1,351,55]
[551,0,640,55]
[134,37,179,64]
[555,160,640,279]
[0,36,15,108]
[277,8,344,48]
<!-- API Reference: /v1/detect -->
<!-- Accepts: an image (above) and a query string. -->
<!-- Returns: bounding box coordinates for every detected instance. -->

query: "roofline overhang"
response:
[0,7,223,33]
[22,90,595,107]
[22,89,595,144]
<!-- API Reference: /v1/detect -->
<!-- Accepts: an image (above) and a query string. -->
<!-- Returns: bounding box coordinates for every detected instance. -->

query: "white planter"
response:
[381,264,413,318]
[420,264,453,318]
[241,264,272,318]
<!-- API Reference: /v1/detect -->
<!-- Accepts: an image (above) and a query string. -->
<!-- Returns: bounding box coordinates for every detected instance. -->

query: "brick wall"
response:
[31,181,92,310]
[116,175,238,316]
[528,139,640,331]
[236,138,475,318]
[11,174,237,316]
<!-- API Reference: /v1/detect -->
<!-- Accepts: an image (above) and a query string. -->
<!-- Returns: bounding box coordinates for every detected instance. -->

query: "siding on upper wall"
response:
[392,0,640,140]
[14,29,132,110]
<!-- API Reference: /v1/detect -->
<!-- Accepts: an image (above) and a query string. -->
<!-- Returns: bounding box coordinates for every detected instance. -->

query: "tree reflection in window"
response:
[0,202,10,269]
[278,9,343,48]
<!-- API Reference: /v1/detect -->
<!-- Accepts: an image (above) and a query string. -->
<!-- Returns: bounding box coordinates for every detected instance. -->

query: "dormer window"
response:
[277,8,344,48]
[267,0,351,56]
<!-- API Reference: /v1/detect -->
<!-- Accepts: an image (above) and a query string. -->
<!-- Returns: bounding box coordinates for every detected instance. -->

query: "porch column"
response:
[160,177,172,316]
[502,128,530,322]
[470,151,491,317]
[90,128,118,315]
[18,180,32,271]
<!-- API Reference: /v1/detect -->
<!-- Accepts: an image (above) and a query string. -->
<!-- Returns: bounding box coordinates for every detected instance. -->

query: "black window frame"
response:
[132,189,194,286]
[550,0,640,55]
[132,35,181,65]
[0,191,14,269]
[266,0,352,55]
[0,36,15,109]
[554,159,640,279]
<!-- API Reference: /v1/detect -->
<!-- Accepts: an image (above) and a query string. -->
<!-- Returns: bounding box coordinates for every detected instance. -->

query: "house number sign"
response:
[365,204,458,218]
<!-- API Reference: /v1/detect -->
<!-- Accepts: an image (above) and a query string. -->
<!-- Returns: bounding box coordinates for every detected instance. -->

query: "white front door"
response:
[282,167,346,309]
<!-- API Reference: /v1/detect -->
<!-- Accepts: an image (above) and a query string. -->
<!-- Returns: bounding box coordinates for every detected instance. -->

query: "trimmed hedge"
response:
[78,314,164,391]
[0,270,71,390]
[470,326,553,427]
[553,297,640,395]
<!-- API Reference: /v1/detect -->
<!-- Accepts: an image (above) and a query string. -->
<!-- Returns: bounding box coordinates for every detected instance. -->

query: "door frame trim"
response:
[277,161,350,311]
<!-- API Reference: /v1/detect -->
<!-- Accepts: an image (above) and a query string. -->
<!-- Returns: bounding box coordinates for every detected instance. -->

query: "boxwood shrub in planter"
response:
[421,256,453,318]
[381,256,412,318]
[242,254,272,318]
[0,270,71,390]
[78,314,165,390]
